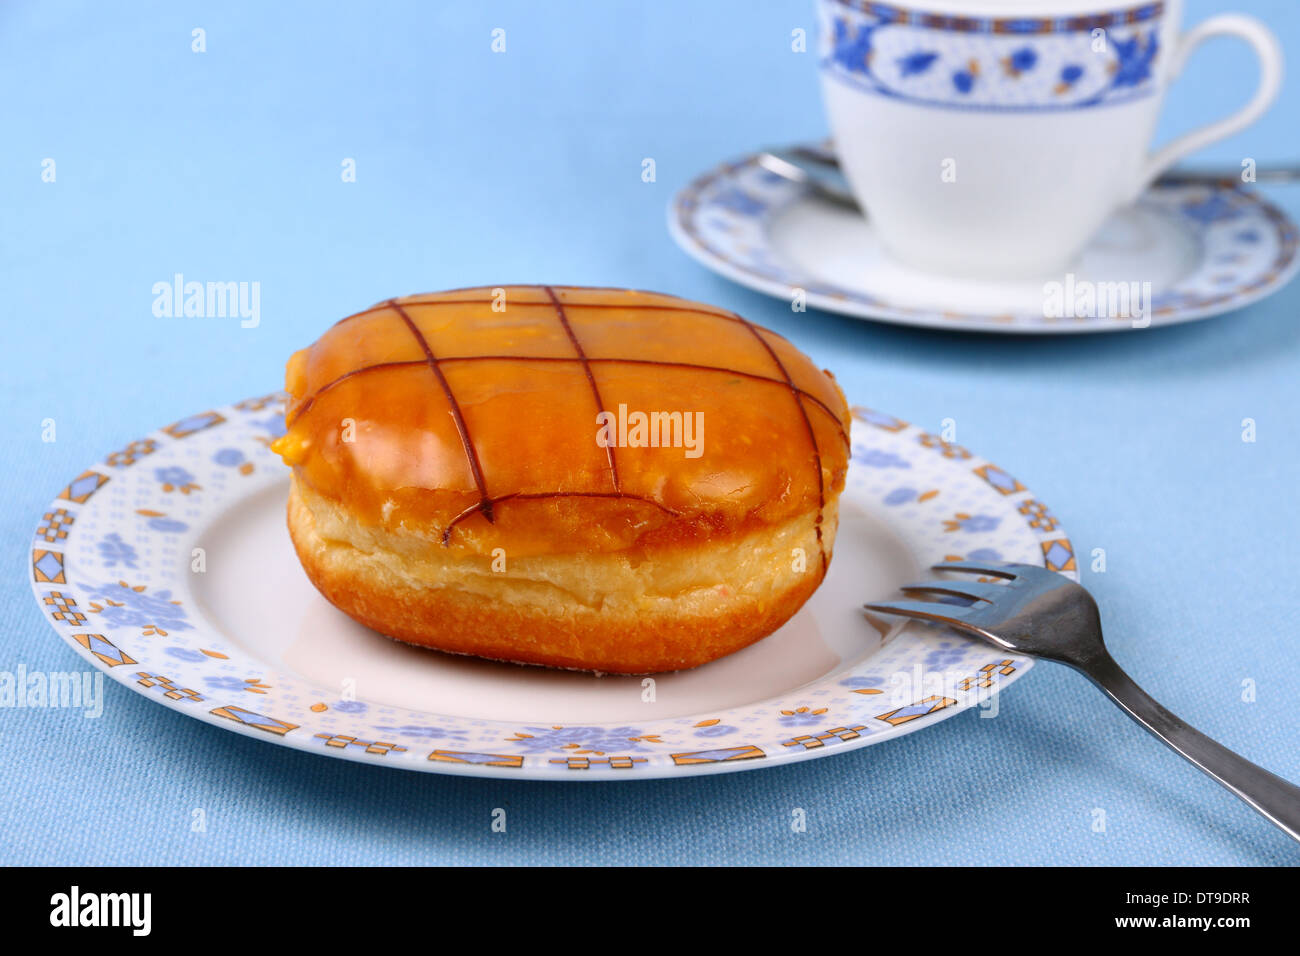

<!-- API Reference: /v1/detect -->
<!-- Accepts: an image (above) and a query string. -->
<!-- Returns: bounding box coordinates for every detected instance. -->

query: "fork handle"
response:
[1080,650,1300,842]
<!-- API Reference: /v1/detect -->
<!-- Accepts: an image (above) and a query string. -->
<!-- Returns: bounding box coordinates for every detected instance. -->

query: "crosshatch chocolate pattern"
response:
[285,286,850,569]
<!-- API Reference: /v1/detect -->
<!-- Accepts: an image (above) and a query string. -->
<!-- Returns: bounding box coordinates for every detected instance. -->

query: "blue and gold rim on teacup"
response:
[820,0,1166,111]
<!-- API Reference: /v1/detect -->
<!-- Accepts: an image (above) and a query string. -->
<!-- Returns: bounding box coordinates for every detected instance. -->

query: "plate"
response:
[669,145,1300,334]
[29,393,1076,779]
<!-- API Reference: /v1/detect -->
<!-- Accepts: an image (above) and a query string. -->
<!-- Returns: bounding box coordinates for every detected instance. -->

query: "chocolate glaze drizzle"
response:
[546,285,619,492]
[391,300,496,525]
[441,491,677,546]
[294,289,844,549]
[331,291,787,335]
[287,356,849,446]
[734,315,829,576]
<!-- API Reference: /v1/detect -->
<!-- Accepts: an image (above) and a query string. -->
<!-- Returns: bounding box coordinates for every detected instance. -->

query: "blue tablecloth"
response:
[3,0,1298,866]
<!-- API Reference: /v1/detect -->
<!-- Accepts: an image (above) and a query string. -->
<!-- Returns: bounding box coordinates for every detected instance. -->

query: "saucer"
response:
[669,144,1300,334]
[28,393,1075,780]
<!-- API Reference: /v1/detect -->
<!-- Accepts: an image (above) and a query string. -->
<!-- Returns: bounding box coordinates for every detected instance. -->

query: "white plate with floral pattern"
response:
[29,393,1077,779]
[669,144,1300,334]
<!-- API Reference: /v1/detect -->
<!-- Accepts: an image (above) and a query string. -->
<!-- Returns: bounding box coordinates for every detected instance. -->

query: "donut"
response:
[270,286,851,673]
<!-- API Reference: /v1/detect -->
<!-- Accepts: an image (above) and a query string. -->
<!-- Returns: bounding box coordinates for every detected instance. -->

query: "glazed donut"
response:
[271,286,850,673]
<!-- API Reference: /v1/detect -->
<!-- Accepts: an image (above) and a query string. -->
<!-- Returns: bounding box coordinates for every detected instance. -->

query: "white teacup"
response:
[816,0,1284,278]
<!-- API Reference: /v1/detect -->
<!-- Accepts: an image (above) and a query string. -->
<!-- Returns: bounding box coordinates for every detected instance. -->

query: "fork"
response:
[865,561,1300,843]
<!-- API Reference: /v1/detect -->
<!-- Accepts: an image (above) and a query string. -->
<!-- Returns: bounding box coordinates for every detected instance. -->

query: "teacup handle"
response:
[1131,14,1284,200]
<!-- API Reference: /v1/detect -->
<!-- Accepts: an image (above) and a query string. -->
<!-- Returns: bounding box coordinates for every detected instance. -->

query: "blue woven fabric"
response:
[2,0,1298,865]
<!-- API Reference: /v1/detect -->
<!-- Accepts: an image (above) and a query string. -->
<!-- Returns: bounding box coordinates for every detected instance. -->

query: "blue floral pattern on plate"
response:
[30,394,1078,779]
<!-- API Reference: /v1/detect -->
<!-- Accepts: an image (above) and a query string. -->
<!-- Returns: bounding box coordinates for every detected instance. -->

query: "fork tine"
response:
[862,598,979,626]
[901,580,1008,603]
[929,560,1020,579]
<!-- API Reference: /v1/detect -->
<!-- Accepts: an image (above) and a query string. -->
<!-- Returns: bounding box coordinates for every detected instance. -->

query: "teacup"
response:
[816,0,1283,278]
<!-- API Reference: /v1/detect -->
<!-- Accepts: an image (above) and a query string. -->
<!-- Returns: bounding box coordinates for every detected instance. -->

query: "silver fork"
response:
[865,561,1300,843]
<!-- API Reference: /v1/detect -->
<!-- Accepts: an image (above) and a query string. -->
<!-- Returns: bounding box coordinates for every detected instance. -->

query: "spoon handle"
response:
[759,147,1300,213]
